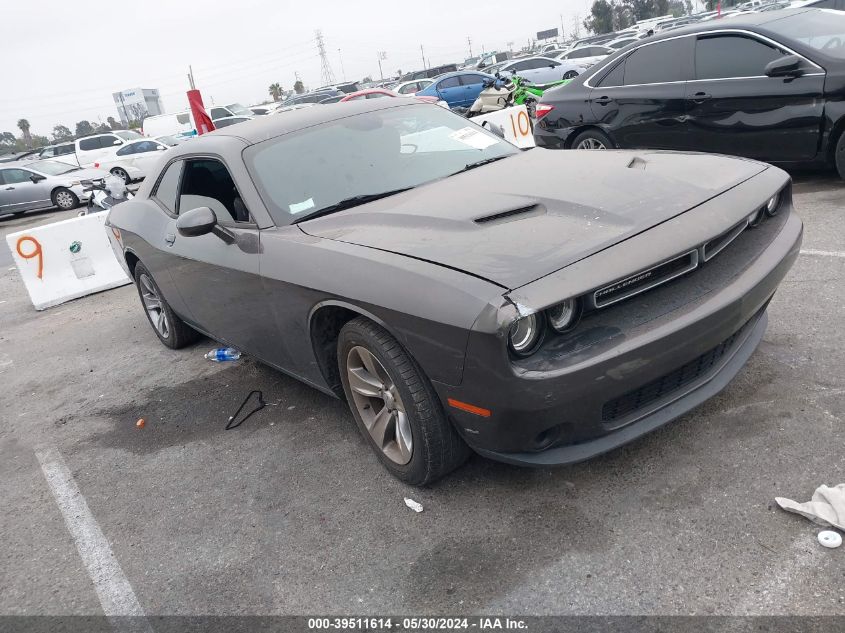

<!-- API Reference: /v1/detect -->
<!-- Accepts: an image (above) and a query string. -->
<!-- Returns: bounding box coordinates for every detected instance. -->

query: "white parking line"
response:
[36,447,152,631]
[800,249,845,258]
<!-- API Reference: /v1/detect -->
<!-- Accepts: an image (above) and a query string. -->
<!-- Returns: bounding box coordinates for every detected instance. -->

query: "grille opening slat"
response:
[474,205,542,224]
[601,320,752,423]
[703,219,748,262]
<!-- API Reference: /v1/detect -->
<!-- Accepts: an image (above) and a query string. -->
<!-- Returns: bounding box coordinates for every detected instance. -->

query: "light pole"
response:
[337,48,346,81]
[377,51,387,81]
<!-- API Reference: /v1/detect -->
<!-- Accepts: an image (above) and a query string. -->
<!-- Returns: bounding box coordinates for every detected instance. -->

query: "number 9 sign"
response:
[16,236,44,280]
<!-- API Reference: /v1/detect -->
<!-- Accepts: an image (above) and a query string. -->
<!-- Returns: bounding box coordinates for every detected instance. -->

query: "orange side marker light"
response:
[447,398,491,418]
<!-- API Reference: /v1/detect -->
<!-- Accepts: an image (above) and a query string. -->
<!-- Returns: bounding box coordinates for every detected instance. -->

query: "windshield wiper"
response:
[291,187,413,224]
[451,155,510,176]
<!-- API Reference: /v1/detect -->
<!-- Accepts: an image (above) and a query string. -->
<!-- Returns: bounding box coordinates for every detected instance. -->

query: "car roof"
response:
[181,99,426,147]
[432,70,494,81]
[643,6,815,40]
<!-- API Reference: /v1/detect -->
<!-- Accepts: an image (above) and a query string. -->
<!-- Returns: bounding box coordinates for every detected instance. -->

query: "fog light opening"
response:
[531,426,560,451]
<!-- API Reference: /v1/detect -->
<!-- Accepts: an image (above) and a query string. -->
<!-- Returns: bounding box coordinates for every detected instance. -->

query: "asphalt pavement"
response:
[1,170,844,617]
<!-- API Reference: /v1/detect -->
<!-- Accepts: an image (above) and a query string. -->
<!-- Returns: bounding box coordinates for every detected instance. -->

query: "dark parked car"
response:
[534,9,845,178]
[400,64,459,81]
[106,100,801,484]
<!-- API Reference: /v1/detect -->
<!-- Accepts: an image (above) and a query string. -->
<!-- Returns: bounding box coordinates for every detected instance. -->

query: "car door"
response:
[685,32,825,161]
[434,76,465,106]
[458,73,489,105]
[0,168,51,212]
[588,36,693,150]
[162,157,272,354]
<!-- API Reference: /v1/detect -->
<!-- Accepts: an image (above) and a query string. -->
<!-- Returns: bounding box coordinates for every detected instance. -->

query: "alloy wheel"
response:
[346,345,413,465]
[113,168,130,184]
[55,190,75,209]
[139,273,169,339]
[576,138,607,150]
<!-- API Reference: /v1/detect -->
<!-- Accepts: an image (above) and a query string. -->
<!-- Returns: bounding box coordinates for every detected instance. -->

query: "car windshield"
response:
[226,102,253,116]
[246,103,518,225]
[25,160,77,175]
[115,130,143,140]
[767,9,845,58]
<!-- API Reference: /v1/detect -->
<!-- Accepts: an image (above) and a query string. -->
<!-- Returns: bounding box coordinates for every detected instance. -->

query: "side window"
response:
[623,39,688,85]
[99,135,121,149]
[695,35,782,80]
[459,74,485,86]
[567,48,591,59]
[511,60,531,71]
[133,141,159,153]
[179,159,250,223]
[2,169,32,184]
[57,145,74,156]
[116,144,135,156]
[438,76,461,89]
[210,107,230,119]
[79,137,100,151]
[176,113,191,125]
[596,59,626,87]
[153,161,182,214]
[41,148,55,158]
[398,83,414,94]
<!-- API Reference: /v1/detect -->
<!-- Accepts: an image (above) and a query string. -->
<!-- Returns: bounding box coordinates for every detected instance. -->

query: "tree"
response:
[584,0,615,34]
[107,116,122,130]
[361,76,373,83]
[17,119,32,148]
[75,120,95,137]
[293,80,305,94]
[0,132,15,144]
[52,124,73,142]
[126,103,147,127]
[268,82,282,101]
[623,0,670,21]
[31,135,49,149]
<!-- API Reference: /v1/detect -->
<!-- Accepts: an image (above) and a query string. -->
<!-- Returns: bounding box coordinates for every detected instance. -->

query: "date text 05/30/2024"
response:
[307,617,528,630]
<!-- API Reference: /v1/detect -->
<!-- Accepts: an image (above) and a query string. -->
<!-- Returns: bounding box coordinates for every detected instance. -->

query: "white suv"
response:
[74,131,144,168]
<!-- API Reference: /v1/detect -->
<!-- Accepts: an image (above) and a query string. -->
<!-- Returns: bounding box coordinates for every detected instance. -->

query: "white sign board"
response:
[471,105,536,149]
[6,213,131,311]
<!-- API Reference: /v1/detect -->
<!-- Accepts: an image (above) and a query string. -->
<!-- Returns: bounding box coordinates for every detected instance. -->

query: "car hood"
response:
[299,149,768,290]
[57,167,109,182]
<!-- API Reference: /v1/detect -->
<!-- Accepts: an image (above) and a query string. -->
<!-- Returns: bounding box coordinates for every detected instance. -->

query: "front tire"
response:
[338,317,469,485]
[52,187,79,210]
[111,167,130,184]
[571,128,614,150]
[133,262,200,349]
[835,131,845,180]
[562,70,579,79]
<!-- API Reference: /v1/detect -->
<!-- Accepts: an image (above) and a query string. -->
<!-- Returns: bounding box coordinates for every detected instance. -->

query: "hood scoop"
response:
[474,204,545,225]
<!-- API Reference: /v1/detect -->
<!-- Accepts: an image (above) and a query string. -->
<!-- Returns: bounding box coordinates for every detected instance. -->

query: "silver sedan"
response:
[0,160,108,217]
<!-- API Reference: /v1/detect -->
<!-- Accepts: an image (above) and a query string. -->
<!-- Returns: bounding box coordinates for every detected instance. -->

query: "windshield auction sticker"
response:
[449,127,498,150]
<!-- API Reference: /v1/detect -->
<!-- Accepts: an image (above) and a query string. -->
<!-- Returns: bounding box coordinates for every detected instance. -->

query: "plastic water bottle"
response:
[204,347,241,362]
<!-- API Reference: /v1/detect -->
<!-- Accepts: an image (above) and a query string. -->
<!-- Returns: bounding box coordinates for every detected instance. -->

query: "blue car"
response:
[415,71,495,108]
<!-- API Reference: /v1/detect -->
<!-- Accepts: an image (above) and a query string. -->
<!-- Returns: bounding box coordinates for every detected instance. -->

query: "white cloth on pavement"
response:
[776,484,845,531]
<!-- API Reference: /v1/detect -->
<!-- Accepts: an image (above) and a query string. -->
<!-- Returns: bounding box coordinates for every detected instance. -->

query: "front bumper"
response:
[438,197,802,467]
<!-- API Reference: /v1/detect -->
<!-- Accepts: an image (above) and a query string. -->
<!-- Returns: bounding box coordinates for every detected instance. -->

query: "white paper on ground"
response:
[404,497,423,513]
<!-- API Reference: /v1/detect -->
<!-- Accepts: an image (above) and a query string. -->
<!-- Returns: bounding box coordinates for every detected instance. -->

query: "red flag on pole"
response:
[717,0,722,16]
[187,89,215,135]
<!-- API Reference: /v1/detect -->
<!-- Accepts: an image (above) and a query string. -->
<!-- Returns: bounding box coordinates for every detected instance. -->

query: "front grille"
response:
[593,251,698,308]
[703,219,748,262]
[601,319,752,422]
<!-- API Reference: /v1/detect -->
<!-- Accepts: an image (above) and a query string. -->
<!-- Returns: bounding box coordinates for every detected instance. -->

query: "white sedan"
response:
[392,79,433,95]
[496,56,590,83]
[95,139,169,183]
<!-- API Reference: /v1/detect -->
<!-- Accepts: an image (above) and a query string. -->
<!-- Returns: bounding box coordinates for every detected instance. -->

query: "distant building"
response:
[112,88,164,124]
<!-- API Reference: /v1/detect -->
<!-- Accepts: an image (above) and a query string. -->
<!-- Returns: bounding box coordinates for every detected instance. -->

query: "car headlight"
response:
[68,180,81,187]
[547,298,580,332]
[508,313,543,356]
[765,192,780,216]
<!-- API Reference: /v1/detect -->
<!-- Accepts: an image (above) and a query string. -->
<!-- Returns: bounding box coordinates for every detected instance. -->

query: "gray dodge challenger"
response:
[105,100,802,484]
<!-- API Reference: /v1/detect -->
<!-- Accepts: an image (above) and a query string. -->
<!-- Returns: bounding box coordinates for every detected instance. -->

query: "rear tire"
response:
[52,187,79,210]
[571,128,614,150]
[835,131,845,180]
[338,317,470,485]
[133,262,200,349]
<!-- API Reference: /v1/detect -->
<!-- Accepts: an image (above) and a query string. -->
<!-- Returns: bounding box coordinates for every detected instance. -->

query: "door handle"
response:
[691,91,712,102]
[593,96,613,105]
[4,186,13,190]
[164,233,175,246]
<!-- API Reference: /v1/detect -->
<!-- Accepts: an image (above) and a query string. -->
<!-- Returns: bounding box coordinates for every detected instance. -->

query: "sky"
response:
[0,0,592,138]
